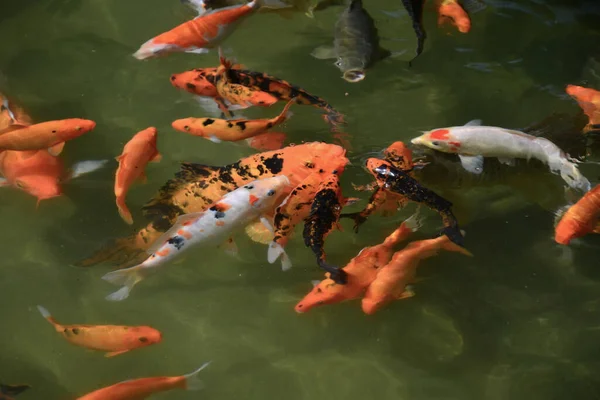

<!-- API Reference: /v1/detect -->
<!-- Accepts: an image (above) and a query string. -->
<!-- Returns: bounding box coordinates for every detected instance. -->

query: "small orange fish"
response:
[0,384,29,400]
[294,213,420,313]
[437,0,471,33]
[245,131,286,151]
[170,68,221,98]
[565,84,600,132]
[37,305,162,357]
[555,184,600,245]
[133,0,286,59]
[0,118,95,155]
[0,150,63,205]
[172,99,294,143]
[362,235,472,315]
[77,362,210,400]
[115,127,162,225]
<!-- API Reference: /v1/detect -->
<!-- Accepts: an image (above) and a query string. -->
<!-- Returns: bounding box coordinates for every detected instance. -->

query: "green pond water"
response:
[1,0,600,398]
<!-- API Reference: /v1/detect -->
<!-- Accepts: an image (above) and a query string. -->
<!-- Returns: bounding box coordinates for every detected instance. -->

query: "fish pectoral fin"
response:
[68,159,109,180]
[311,46,336,60]
[48,142,65,156]
[184,47,210,55]
[219,237,239,257]
[105,349,130,358]
[497,157,515,166]
[150,152,162,163]
[393,285,415,300]
[245,219,274,244]
[464,119,483,126]
[458,154,484,174]
[208,135,222,143]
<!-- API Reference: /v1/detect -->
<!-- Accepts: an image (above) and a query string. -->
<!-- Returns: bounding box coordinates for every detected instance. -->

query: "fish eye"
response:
[334,60,342,67]
[138,337,149,343]
[431,141,440,146]
[52,130,57,134]
[75,126,82,131]
[267,189,275,196]
[184,125,190,131]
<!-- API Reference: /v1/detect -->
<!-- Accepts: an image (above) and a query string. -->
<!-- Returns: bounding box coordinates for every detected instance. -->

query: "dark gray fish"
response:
[311,0,389,82]
[399,0,426,65]
[0,384,30,399]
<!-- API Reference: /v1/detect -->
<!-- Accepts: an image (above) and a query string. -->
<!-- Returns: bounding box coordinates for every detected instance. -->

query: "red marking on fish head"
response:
[249,194,259,205]
[429,129,450,140]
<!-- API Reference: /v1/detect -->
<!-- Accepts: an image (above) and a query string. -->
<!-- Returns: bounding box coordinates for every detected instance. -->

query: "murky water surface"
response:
[1,0,600,398]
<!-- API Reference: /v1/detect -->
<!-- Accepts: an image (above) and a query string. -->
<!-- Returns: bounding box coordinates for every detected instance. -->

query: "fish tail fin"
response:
[276,98,296,123]
[384,210,422,247]
[552,156,591,192]
[268,241,292,271]
[101,266,145,301]
[36,305,60,328]
[255,0,290,10]
[73,232,150,269]
[184,361,212,390]
[116,198,134,225]
[439,235,473,257]
[0,384,30,397]
[440,223,464,247]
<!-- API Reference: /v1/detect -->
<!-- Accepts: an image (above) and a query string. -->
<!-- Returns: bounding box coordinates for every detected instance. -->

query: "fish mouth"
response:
[342,70,365,83]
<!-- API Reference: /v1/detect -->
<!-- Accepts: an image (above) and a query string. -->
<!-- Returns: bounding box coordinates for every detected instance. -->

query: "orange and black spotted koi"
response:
[226,68,346,127]
[364,158,464,246]
[302,173,346,283]
[0,384,29,400]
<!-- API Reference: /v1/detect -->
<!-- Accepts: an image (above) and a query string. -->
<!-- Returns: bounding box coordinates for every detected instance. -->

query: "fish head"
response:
[554,217,586,245]
[137,126,158,143]
[342,69,366,83]
[294,278,348,313]
[384,141,413,170]
[125,326,162,347]
[565,84,592,100]
[335,58,366,83]
[15,174,62,203]
[171,118,201,135]
[56,118,96,140]
[410,129,460,153]
[170,71,218,97]
[243,175,291,210]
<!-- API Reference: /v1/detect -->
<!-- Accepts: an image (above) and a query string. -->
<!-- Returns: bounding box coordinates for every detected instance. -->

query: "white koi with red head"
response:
[411,119,591,192]
[101,175,290,301]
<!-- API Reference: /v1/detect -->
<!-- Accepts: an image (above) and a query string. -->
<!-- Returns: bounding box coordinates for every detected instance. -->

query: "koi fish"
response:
[554,184,600,245]
[245,131,287,151]
[76,142,348,269]
[363,158,464,246]
[302,173,348,283]
[133,0,286,60]
[0,384,29,400]
[399,0,426,64]
[170,68,222,98]
[36,305,161,357]
[437,0,471,33]
[172,98,294,143]
[311,0,389,83]
[295,212,420,313]
[566,84,600,132]
[342,141,415,231]
[411,120,591,192]
[102,175,290,301]
[115,127,162,225]
[362,235,472,315]
[0,118,95,155]
[76,362,210,400]
[224,67,345,127]
[0,150,107,206]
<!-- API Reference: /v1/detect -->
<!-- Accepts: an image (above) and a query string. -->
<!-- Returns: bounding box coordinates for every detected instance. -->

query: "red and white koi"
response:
[101,175,290,301]
[411,119,591,192]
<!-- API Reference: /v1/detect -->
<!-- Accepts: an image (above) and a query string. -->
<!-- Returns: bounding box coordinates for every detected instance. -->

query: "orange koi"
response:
[0,384,29,400]
[115,127,162,225]
[0,150,63,204]
[76,362,210,400]
[555,184,600,245]
[245,131,286,151]
[133,0,285,60]
[172,98,294,143]
[36,305,161,357]
[0,118,95,155]
[565,84,600,132]
[295,213,420,313]
[437,0,471,33]
[362,235,472,315]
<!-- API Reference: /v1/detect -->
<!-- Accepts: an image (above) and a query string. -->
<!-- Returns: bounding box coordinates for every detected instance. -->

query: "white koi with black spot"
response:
[101,175,290,301]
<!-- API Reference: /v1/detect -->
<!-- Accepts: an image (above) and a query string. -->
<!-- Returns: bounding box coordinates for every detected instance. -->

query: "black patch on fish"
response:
[263,153,284,174]
[186,83,196,90]
[72,328,80,335]
[370,162,464,246]
[227,122,233,128]
[167,235,186,250]
[0,104,5,112]
[266,122,273,129]
[203,119,215,126]
[236,121,247,131]
[0,384,30,396]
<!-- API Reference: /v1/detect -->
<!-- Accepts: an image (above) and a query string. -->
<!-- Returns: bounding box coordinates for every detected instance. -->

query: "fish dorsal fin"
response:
[464,119,482,126]
[146,212,205,254]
